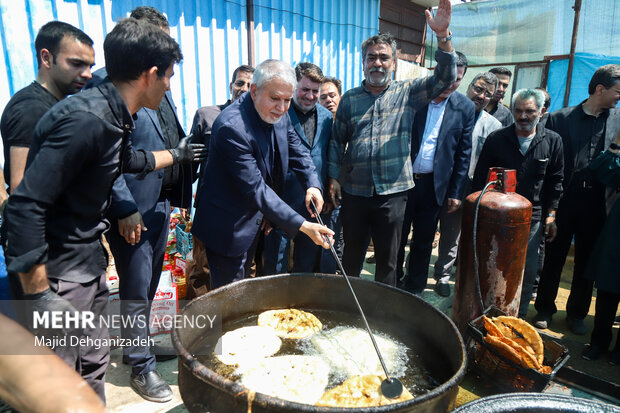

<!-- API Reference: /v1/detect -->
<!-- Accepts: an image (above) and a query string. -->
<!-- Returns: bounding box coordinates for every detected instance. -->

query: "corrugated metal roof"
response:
[0,0,379,148]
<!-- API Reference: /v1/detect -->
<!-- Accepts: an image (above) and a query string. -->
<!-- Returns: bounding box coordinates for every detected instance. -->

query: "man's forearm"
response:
[153,150,174,171]
[19,264,49,295]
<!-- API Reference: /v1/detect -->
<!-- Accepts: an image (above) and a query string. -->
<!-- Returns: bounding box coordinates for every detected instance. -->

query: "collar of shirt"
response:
[98,79,135,134]
[578,99,610,120]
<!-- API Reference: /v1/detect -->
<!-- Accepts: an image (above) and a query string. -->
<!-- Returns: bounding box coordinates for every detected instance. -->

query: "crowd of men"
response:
[0,0,618,408]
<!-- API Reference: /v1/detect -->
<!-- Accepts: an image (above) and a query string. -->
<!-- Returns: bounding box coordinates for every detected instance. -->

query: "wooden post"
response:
[563,0,582,108]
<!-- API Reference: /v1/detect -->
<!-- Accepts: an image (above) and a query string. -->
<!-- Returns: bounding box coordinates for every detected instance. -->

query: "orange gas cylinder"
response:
[452,168,532,334]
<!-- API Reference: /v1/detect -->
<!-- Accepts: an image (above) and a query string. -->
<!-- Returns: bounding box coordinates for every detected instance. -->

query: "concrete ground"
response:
[105,241,619,412]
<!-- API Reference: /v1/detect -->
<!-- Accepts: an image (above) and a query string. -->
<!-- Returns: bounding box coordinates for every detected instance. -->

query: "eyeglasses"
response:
[471,84,494,99]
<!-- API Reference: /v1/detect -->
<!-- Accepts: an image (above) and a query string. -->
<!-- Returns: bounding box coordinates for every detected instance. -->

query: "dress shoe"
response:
[581,344,604,361]
[533,313,552,329]
[566,317,587,335]
[365,254,376,264]
[152,344,177,362]
[130,371,173,403]
[609,350,620,366]
[434,281,450,297]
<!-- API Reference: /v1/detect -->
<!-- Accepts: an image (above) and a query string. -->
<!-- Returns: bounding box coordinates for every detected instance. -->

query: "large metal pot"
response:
[172,273,467,412]
[452,393,619,412]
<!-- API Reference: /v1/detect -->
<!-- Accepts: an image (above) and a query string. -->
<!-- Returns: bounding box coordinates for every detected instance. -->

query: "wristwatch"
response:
[437,31,452,43]
[609,142,620,150]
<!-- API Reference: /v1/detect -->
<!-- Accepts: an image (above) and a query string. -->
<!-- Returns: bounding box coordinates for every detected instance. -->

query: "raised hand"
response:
[425,0,452,36]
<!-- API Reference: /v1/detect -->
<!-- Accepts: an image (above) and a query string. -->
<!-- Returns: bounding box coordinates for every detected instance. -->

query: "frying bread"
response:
[258,309,323,339]
[316,374,414,407]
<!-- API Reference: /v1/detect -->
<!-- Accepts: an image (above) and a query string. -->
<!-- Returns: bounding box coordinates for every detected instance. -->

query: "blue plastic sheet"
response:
[547,53,620,113]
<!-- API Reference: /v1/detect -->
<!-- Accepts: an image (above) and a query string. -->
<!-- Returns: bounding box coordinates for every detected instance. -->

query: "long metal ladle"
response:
[310,199,404,399]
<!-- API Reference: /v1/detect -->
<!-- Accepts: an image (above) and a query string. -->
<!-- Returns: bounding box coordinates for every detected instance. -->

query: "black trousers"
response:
[396,174,442,293]
[48,274,110,402]
[590,289,620,352]
[535,188,605,319]
[340,190,408,286]
[106,198,170,375]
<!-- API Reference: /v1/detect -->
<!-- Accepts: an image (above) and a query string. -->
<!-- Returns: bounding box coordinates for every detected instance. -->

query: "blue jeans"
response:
[519,220,543,318]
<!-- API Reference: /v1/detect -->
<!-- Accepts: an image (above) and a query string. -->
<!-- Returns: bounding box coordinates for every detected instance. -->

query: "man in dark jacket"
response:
[473,88,564,319]
[86,7,194,403]
[4,19,204,402]
[533,64,620,334]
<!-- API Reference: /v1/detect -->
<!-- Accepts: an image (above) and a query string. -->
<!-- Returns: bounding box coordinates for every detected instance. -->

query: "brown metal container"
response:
[452,168,532,334]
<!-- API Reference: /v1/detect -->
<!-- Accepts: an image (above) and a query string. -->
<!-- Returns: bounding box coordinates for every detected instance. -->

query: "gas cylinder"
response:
[452,167,532,334]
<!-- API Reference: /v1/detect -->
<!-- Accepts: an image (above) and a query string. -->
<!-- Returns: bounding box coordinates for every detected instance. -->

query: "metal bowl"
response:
[172,273,467,412]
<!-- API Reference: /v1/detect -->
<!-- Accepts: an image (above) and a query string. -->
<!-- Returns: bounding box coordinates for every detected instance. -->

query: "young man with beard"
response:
[4,18,204,402]
[485,67,515,127]
[473,88,564,319]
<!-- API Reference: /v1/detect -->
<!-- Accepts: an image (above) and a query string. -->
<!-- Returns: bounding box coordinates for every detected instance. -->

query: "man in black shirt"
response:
[86,6,193,403]
[534,64,620,334]
[1,21,94,194]
[485,67,515,127]
[0,21,94,312]
[473,88,564,319]
[5,18,204,402]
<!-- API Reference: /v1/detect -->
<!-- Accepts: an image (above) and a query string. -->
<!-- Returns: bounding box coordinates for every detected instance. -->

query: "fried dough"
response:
[258,309,322,339]
[483,315,503,337]
[215,326,281,366]
[316,375,414,407]
[492,316,544,365]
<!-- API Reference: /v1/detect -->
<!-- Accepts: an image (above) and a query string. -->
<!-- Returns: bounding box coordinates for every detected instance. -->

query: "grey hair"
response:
[361,32,397,60]
[512,88,546,110]
[252,59,296,90]
[470,72,498,91]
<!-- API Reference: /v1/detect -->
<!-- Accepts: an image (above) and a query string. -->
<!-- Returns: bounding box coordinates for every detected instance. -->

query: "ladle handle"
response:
[310,199,393,382]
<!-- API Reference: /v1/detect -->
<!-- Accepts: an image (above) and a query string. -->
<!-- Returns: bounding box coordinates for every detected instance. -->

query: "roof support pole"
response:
[563,0,582,107]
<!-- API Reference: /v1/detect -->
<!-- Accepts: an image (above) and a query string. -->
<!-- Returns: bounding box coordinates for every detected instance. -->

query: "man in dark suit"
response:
[397,51,474,295]
[191,59,333,288]
[534,64,620,334]
[87,7,195,403]
[263,62,335,274]
[187,64,254,298]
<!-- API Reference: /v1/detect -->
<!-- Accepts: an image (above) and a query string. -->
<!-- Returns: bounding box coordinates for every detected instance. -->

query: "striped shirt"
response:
[328,49,457,196]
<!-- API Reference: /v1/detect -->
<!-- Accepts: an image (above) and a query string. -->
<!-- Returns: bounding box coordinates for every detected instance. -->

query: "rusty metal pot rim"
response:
[172,273,467,412]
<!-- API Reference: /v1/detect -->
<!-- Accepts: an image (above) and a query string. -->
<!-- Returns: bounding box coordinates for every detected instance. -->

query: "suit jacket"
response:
[87,68,193,220]
[411,91,475,205]
[190,101,231,208]
[282,103,332,212]
[191,93,322,257]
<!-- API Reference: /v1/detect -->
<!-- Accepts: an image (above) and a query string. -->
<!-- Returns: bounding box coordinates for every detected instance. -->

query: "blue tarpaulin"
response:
[547,53,620,113]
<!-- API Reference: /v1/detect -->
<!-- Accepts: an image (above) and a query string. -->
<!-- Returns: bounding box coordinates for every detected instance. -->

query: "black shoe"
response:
[566,317,587,335]
[130,371,173,403]
[609,351,620,366]
[582,344,604,361]
[434,282,450,297]
[365,255,376,264]
[152,345,177,362]
[533,313,552,329]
